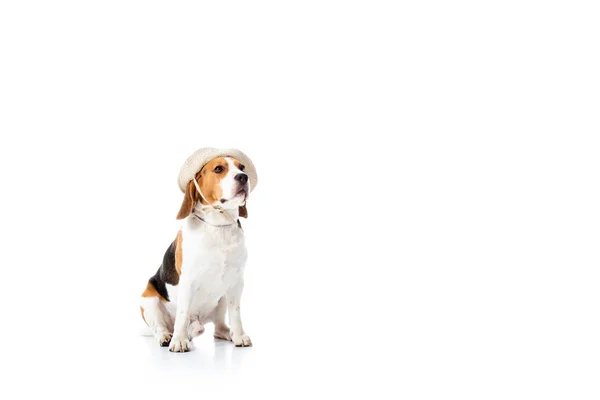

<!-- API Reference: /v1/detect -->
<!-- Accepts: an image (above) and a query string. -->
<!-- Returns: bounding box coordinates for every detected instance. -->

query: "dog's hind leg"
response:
[141,296,174,347]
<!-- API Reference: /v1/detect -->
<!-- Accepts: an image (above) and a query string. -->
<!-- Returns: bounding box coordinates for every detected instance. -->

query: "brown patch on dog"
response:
[175,230,183,276]
[141,281,166,302]
[196,157,228,204]
[232,158,245,170]
[176,158,229,219]
[176,179,200,220]
[140,306,147,325]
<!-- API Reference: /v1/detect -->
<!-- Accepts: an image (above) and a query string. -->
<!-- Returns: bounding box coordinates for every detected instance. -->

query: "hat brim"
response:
[178,147,258,193]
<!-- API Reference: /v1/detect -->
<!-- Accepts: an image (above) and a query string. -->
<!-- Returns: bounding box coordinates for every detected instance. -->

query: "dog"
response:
[140,153,254,352]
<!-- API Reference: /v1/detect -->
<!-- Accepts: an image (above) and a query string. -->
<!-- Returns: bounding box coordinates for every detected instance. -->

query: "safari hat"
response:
[178,147,258,193]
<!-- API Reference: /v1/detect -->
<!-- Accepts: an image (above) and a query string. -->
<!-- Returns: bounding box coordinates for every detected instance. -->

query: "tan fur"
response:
[197,157,228,204]
[176,179,200,220]
[233,159,245,170]
[176,157,230,219]
[141,282,166,301]
[140,306,147,325]
[175,230,183,276]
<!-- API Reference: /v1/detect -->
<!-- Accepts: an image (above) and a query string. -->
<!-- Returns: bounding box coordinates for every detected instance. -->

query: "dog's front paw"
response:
[231,332,252,347]
[169,336,192,353]
[155,331,172,347]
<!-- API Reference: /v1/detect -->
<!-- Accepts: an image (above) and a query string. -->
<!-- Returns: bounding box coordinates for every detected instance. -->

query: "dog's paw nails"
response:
[156,332,172,347]
[232,332,252,347]
[169,336,191,353]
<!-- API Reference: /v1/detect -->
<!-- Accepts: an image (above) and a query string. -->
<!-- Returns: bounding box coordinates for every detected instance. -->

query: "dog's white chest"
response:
[169,222,247,320]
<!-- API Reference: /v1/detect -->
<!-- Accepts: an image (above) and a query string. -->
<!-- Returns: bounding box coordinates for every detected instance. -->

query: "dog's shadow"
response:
[141,333,252,371]
[212,338,252,370]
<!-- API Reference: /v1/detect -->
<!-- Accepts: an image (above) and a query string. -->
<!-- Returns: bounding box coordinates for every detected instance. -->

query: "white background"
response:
[1,1,599,399]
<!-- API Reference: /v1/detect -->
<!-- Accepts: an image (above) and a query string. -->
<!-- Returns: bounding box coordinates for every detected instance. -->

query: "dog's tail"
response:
[139,309,153,336]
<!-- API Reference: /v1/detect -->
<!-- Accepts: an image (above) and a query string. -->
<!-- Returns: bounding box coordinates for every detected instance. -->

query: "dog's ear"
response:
[239,204,248,218]
[177,180,199,220]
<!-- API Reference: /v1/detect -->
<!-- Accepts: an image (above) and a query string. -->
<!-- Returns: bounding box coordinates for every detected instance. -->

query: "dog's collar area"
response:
[193,214,238,228]
[192,177,243,229]
[192,177,240,225]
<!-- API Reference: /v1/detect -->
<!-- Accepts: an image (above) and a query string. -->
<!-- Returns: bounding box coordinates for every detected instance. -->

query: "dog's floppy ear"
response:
[177,180,200,220]
[239,204,248,218]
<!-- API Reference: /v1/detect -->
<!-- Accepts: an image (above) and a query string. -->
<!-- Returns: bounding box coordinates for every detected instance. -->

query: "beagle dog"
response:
[140,156,252,352]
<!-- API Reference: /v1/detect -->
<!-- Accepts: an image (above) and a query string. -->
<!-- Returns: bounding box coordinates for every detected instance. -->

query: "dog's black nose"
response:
[235,173,248,184]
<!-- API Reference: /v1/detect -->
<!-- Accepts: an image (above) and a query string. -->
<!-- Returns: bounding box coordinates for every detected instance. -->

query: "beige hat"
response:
[178,147,258,193]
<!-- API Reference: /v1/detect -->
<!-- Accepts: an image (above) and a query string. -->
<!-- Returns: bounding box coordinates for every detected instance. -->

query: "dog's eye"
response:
[213,166,224,173]
[239,164,245,171]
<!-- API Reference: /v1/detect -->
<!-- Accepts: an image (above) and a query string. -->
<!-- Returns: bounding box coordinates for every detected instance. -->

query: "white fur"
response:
[142,157,252,352]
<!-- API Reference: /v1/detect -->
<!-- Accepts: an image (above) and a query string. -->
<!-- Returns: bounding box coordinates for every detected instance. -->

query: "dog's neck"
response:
[192,204,239,227]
